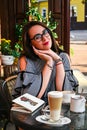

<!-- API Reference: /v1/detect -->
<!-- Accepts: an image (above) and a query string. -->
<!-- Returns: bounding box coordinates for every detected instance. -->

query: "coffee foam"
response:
[48,91,63,98]
[48,91,63,111]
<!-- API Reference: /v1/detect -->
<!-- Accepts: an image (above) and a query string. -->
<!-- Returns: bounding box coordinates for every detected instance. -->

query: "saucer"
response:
[36,115,71,126]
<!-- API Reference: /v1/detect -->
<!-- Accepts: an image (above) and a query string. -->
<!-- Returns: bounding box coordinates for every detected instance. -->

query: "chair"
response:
[1,75,18,130]
[73,69,87,93]
[0,79,7,122]
[1,64,18,79]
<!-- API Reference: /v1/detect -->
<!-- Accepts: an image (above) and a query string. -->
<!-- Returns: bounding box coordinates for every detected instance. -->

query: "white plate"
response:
[36,115,71,126]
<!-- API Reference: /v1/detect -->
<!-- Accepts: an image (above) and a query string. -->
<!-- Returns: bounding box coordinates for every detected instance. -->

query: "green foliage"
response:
[26,6,42,21]
[1,38,23,58]
[15,1,58,43]
[26,6,58,38]
[15,1,73,56]
[1,39,12,55]
[15,19,28,42]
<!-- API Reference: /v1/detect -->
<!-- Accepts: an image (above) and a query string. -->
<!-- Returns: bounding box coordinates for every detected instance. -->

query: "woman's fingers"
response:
[33,46,52,61]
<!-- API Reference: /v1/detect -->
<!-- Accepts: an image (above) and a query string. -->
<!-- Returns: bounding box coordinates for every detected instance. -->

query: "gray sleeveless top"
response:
[12,52,75,102]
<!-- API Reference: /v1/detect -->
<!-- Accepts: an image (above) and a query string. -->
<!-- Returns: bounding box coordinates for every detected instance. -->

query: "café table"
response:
[11,101,87,130]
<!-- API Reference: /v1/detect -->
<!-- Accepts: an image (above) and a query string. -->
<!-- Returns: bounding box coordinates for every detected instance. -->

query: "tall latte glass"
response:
[48,91,63,121]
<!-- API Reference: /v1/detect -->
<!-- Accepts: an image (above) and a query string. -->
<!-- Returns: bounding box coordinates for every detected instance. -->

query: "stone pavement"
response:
[70,43,87,75]
[70,30,87,75]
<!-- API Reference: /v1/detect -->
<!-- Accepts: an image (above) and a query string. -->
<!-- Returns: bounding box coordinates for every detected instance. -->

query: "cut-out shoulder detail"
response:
[20,56,27,71]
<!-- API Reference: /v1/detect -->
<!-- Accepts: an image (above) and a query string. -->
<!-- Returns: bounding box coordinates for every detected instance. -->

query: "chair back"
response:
[0,79,10,118]
[0,75,18,130]
[2,75,17,107]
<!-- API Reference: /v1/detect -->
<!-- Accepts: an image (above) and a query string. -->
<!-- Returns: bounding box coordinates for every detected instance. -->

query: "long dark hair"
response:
[21,21,59,60]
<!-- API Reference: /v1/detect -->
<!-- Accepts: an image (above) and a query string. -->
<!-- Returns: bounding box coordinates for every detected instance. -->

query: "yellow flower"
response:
[1,38,11,44]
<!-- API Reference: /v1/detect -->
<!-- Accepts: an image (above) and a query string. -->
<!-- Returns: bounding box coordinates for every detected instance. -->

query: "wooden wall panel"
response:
[1,0,28,45]
[1,0,9,39]
[15,0,28,23]
[48,0,70,54]
[53,0,61,13]
[1,0,70,54]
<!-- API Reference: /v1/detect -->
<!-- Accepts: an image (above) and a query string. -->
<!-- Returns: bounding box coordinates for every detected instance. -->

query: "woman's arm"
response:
[37,59,53,98]
[55,60,65,91]
[33,47,66,93]
[33,47,54,98]
[19,48,54,99]
[55,52,72,91]
[35,48,65,91]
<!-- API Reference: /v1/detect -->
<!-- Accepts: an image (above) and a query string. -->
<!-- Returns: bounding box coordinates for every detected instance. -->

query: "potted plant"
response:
[0,38,23,65]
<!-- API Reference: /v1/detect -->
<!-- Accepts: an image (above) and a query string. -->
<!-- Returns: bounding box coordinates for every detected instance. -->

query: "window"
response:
[70,6,77,17]
[42,8,46,18]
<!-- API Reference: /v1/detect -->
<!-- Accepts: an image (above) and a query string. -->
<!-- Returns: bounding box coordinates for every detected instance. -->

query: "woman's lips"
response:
[43,42,49,45]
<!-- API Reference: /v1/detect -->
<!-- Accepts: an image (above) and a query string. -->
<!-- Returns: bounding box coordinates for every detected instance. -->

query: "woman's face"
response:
[28,25,52,50]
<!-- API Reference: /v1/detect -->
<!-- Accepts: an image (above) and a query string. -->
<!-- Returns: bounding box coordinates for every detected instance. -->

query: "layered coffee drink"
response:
[48,91,63,121]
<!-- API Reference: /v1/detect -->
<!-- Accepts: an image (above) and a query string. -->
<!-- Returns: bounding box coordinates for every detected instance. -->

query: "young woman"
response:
[12,21,77,104]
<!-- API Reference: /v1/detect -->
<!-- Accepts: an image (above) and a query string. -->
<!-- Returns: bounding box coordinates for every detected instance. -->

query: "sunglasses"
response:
[30,29,49,42]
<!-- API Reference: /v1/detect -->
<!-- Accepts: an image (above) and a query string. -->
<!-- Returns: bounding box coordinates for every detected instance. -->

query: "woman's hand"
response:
[33,46,53,62]
[33,46,61,61]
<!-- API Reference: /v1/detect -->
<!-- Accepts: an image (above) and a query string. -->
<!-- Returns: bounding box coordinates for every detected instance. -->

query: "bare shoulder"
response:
[20,56,27,71]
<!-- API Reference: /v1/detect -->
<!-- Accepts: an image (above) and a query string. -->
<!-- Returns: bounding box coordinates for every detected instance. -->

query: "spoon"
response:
[80,88,84,98]
[41,116,49,121]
